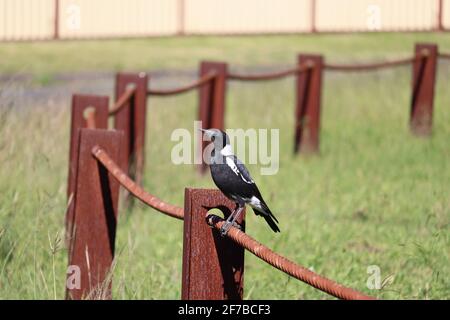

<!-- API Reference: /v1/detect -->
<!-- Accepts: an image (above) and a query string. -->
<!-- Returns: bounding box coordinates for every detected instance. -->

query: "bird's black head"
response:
[200,128,230,150]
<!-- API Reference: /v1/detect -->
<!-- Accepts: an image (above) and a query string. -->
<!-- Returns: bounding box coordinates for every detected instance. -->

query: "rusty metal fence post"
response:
[114,72,148,185]
[410,43,438,136]
[310,0,317,33]
[66,129,123,300]
[294,54,323,154]
[182,188,245,300]
[54,0,60,40]
[437,0,444,31]
[67,94,109,236]
[198,61,228,173]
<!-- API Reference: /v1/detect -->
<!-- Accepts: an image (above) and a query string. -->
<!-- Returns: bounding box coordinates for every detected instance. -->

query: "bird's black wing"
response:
[225,155,280,232]
[228,155,270,203]
[230,155,255,184]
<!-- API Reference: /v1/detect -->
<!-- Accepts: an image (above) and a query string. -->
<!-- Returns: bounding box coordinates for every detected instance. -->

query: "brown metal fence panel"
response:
[182,188,245,300]
[113,72,148,186]
[198,61,227,173]
[294,55,323,154]
[67,129,122,300]
[410,44,438,136]
[66,94,109,239]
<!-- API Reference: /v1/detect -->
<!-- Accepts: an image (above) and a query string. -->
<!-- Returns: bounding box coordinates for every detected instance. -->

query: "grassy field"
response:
[0,33,449,299]
[1,32,450,81]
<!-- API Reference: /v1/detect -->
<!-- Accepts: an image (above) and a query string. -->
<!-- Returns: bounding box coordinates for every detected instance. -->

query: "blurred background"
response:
[0,0,449,300]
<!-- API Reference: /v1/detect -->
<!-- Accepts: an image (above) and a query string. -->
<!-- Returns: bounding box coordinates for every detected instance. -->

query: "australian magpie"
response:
[200,128,280,236]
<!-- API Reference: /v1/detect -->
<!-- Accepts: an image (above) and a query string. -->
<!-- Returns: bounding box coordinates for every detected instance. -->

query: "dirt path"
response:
[0,64,297,110]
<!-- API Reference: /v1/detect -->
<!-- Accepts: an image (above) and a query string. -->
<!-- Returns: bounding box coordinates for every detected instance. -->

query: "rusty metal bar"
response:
[182,188,245,300]
[207,214,375,300]
[85,110,96,129]
[410,43,438,136]
[114,72,148,185]
[66,129,123,300]
[54,0,59,40]
[439,52,450,60]
[438,0,444,31]
[108,87,136,116]
[147,72,215,96]
[324,56,415,72]
[92,146,184,220]
[227,66,308,81]
[310,0,317,33]
[198,61,228,174]
[67,94,109,238]
[294,55,323,154]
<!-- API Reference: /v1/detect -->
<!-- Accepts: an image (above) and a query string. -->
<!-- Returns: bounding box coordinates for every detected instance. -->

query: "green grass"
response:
[0,33,449,299]
[1,32,450,79]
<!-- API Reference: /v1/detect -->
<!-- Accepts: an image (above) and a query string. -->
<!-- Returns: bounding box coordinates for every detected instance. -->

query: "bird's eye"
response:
[211,136,215,141]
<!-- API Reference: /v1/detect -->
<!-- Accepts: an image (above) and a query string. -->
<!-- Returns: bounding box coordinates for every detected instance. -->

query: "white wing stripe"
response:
[225,157,253,184]
[239,173,253,184]
[225,156,239,175]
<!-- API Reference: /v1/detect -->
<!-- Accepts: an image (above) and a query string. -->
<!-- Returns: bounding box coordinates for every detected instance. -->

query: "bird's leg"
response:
[220,206,244,237]
[225,207,237,223]
[229,206,244,231]
[220,209,237,235]
[222,203,239,225]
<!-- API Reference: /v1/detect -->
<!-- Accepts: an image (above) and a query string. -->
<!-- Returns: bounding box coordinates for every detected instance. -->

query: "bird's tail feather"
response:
[253,207,280,233]
[263,214,281,233]
[260,201,279,224]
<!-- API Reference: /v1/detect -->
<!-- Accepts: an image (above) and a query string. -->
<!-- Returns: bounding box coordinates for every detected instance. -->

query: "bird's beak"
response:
[198,128,214,140]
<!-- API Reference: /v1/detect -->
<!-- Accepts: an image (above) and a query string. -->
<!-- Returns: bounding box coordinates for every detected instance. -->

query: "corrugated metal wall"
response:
[184,0,312,34]
[0,0,448,41]
[444,0,450,28]
[316,0,439,31]
[0,0,55,40]
[58,0,179,38]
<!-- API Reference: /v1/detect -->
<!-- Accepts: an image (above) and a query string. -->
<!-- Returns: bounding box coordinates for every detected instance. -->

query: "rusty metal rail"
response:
[206,214,375,300]
[92,146,184,219]
[85,109,97,129]
[147,72,216,96]
[91,146,374,300]
[324,56,416,72]
[439,52,450,60]
[227,65,310,81]
[108,87,136,116]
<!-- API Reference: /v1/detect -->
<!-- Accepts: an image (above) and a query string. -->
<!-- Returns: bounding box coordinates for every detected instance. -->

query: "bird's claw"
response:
[220,222,231,237]
[232,221,242,230]
[220,221,241,237]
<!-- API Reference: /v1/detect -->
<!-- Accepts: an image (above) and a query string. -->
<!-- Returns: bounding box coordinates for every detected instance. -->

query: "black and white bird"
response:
[200,128,280,236]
